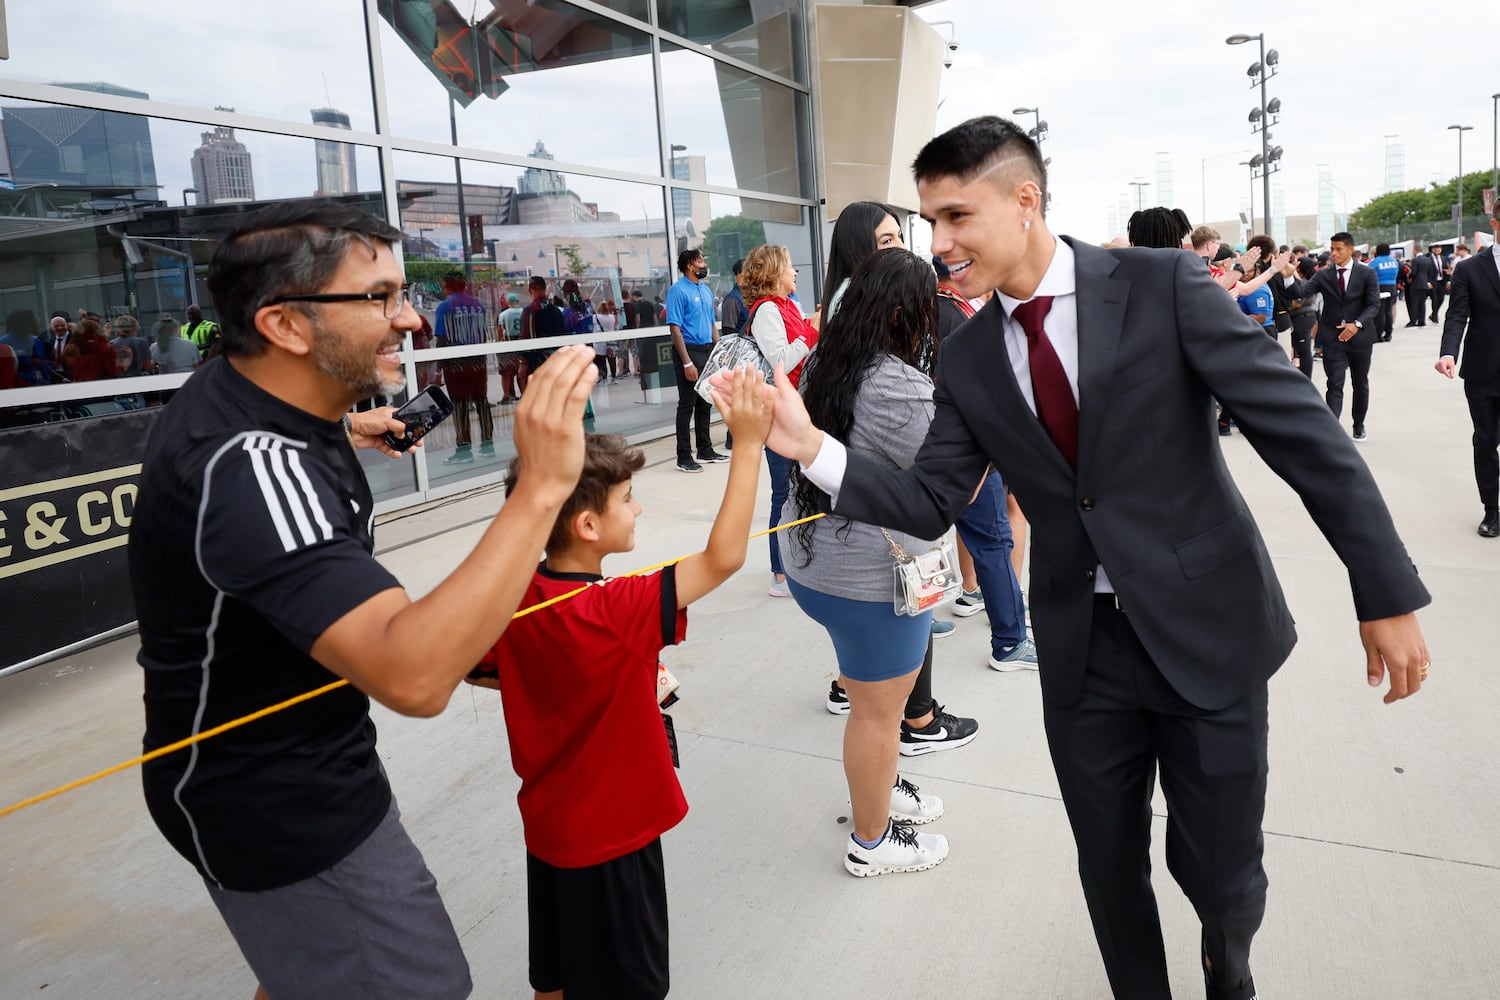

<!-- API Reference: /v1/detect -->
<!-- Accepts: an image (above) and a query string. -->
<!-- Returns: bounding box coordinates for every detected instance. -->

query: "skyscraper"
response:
[312,107,357,195]
[1,82,158,200]
[190,117,255,204]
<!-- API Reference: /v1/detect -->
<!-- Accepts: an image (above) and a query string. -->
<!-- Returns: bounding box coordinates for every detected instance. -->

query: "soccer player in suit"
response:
[724,116,1432,1000]
[1436,204,1500,537]
[1279,234,1381,439]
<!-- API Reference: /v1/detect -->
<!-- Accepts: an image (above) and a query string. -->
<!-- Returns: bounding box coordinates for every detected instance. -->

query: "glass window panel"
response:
[660,44,808,200]
[656,0,804,83]
[2,1,375,131]
[0,101,414,500]
[378,0,659,176]
[393,150,684,487]
[699,194,816,308]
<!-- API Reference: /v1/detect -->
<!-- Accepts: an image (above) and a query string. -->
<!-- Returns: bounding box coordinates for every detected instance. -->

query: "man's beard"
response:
[309,317,405,399]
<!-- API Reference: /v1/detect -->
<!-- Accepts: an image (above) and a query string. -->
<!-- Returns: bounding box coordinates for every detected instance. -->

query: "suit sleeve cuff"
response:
[801,436,847,505]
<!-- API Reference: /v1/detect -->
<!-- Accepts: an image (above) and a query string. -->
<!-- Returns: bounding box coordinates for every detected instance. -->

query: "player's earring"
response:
[1023,219,1031,233]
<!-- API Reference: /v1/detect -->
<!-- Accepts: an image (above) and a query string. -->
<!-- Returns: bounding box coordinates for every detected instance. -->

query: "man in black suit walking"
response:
[1406,245,1436,326]
[1279,234,1381,439]
[725,117,1432,1000]
[1437,204,1500,537]
[1431,247,1450,322]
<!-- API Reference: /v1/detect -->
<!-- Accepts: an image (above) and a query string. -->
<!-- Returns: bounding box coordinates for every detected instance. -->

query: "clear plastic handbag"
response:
[882,528,962,616]
[694,334,774,404]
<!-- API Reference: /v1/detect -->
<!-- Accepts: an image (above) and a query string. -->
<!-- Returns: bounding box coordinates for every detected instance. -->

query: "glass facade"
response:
[0,0,818,512]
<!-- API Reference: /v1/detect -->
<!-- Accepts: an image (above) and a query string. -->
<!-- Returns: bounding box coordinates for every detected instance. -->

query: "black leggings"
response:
[905,636,935,721]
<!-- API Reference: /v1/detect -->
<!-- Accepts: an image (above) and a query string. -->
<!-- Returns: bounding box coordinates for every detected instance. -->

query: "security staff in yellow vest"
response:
[182,303,222,359]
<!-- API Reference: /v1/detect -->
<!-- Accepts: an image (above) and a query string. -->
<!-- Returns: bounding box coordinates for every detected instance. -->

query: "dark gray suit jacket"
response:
[834,238,1430,710]
[1440,247,1500,383]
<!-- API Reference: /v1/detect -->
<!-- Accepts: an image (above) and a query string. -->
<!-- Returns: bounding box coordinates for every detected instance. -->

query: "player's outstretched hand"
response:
[512,345,597,506]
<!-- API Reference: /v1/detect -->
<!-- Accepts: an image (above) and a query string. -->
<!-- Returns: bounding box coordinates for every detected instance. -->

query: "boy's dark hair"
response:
[1376,243,1391,256]
[911,115,1048,210]
[731,258,744,276]
[505,434,645,554]
[1296,257,1317,280]
[1246,234,1278,262]
[207,199,402,358]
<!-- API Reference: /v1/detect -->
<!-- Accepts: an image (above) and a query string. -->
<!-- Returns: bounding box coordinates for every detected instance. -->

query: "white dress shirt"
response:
[802,236,1114,592]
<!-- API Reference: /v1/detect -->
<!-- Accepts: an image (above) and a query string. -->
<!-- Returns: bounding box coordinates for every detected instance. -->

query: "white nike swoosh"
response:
[908,727,949,741]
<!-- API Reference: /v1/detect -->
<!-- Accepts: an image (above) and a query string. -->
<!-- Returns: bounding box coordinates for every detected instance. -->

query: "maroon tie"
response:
[1013,295,1078,467]
[1338,267,1347,295]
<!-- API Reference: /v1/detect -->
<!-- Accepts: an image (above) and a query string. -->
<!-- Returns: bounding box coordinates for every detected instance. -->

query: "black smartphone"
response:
[382,384,454,452]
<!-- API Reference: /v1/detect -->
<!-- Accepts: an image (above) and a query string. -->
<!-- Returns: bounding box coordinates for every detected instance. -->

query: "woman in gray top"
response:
[782,249,955,877]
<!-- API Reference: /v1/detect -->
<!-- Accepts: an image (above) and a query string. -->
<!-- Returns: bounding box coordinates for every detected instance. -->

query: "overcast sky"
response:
[916,0,1497,241]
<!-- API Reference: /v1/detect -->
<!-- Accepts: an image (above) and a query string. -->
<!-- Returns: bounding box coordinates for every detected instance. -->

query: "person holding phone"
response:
[129,199,598,1000]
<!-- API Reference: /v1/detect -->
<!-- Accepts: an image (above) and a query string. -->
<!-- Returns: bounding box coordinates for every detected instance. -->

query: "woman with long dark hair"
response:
[818,200,905,321]
[783,249,954,876]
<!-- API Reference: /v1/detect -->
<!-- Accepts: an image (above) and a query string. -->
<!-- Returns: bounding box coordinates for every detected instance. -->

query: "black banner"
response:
[1,409,161,669]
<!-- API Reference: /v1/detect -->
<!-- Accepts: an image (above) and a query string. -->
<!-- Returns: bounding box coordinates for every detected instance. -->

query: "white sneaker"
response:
[889,775,944,824]
[768,578,791,598]
[844,821,949,877]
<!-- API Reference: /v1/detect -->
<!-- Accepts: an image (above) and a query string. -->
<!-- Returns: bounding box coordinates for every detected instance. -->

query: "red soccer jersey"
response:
[479,563,689,868]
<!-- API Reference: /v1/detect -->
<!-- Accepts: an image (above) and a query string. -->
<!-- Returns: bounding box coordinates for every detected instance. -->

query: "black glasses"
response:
[267,283,412,319]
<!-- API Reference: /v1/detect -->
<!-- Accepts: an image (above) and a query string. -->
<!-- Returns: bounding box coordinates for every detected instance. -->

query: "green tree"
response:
[560,244,587,279]
[1349,170,1494,228]
[701,214,767,275]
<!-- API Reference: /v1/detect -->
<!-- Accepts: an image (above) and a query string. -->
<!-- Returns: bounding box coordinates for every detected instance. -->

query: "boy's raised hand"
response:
[511,345,597,506]
[709,365,775,449]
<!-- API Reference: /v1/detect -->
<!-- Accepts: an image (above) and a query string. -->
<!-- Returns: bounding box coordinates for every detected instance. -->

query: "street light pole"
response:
[1239,160,1256,231]
[1491,93,1499,212]
[1450,124,1474,239]
[1228,33,1279,236]
[1128,180,1150,212]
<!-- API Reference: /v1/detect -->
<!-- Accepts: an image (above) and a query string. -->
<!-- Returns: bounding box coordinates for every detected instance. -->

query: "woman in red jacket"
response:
[739,243,816,601]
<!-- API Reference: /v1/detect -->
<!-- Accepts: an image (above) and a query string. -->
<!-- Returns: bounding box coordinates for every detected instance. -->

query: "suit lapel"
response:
[1478,248,1500,303]
[1066,238,1130,473]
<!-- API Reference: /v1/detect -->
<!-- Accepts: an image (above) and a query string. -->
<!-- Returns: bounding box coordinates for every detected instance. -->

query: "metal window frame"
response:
[0,0,821,510]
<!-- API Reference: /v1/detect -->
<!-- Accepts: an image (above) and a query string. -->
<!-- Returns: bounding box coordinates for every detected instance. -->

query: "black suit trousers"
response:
[1044,599,1267,1000]
[1321,341,1372,427]
[1406,288,1429,325]
[1431,281,1446,319]
[1464,379,1500,512]
[673,342,714,463]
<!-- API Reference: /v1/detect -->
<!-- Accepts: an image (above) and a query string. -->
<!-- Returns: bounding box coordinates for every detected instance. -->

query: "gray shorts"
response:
[204,798,471,1000]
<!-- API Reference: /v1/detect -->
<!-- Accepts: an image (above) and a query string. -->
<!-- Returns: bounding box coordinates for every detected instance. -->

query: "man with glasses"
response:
[129,200,598,1000]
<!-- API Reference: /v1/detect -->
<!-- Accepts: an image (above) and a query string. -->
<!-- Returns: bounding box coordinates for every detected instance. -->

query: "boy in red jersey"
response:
[470,367,773,1000]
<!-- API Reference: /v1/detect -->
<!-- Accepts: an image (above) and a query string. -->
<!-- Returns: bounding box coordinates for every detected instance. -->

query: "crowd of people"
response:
[118,108,1500,1000]
[0,305,219,392]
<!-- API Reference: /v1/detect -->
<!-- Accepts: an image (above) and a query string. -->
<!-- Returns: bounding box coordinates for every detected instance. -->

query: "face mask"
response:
[695,267,708,280]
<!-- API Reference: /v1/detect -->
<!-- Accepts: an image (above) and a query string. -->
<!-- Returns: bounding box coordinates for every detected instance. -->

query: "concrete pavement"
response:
[3,326,1498,999]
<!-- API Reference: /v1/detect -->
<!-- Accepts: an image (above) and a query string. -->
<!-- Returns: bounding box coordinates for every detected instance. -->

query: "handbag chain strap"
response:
[880,527,912,562]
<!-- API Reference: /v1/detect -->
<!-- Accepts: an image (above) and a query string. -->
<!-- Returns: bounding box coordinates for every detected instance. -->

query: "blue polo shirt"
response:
[665,276,716,346]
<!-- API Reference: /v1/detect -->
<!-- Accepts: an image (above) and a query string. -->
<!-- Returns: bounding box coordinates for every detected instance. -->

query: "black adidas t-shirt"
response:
[130,358,400,891]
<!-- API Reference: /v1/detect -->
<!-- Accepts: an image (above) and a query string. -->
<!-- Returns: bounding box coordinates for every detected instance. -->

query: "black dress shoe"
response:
[1480,512,1500,538]
[1404,321,1418,327]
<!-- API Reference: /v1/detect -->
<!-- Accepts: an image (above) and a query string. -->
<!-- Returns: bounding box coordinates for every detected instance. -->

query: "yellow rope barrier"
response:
[0,512,827,821]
